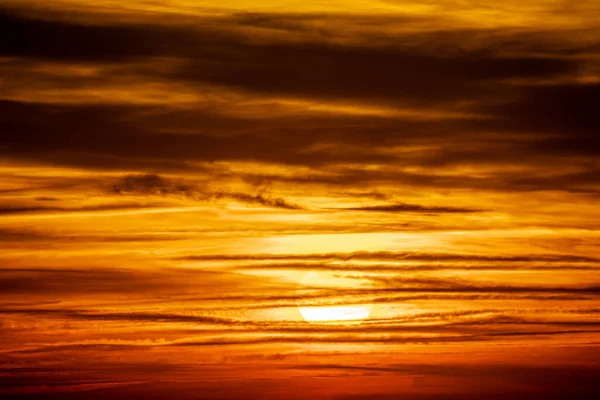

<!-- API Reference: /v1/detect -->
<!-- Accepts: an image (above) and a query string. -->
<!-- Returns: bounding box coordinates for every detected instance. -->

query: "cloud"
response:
[1,3,600,400]
[0,228,194,243]
[0,266,275,298]
[0,7,599,197]
[175,251,599,263]
[107,174,198,197]
[213,191,303,210]
[334,203,485,213]
[361,282,600,295]
[0,308,243,326]
[107,174,303,209]
[34,196,59,201]
[7,326,599,356]
[3,306,598,338]
[334,191,390,200]
[0,203,162,216]
[232,261,600,272]
[0,380,148,395]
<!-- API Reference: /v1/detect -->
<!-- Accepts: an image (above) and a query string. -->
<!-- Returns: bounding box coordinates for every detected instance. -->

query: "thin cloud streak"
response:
[332,203,486,213]
[176,251,600,263]
[108,173,303,209]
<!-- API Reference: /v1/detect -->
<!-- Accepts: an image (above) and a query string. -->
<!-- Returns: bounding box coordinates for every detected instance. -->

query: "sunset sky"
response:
[1,1,600,399]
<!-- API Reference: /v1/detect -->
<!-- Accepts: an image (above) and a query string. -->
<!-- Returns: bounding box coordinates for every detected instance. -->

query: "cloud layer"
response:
[1,1,600,399]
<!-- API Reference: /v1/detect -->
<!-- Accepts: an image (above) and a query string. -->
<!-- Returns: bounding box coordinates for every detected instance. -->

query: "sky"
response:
[1,1,600,399]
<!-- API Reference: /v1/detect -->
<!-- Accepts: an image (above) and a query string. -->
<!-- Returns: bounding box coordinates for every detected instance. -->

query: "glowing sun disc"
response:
[298,305,372,322]
[297,272,373,323]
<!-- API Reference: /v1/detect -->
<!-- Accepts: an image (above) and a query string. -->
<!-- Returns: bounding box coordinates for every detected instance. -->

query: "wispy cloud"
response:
[107,173,303,209]
[333,203,485,213]
[0,203,162,216]
[175,251,600,263]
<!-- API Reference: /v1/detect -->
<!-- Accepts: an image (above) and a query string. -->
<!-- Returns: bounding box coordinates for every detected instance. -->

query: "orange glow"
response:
[1,1,599,399]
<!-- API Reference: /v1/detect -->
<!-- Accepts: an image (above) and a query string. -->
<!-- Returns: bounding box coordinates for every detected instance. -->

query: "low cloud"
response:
[175,251,599,263]
[107,174,303,210]
[0,203,161,216]
[334,203,485,213]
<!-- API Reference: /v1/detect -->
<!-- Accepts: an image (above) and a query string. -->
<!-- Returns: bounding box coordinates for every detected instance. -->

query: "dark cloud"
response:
[0,10,190,62]
[170,41,573,107]
[334,191,390,200]
[108,174,197,197]
[0,228,53,242]
[0,267,268,297]
[0,228,192,243]
[107,174,303,209]
[213,191,303,210]
[0,203,162,216]
[34,196,59,201]
[3,306,599,340]
[179,293,599,311]
[125,290,597,312]
[0,99,407,171]
[0,10,578,91]
[232,261,600,272]
[0,7,598,195]
[488,83,600,141]
[7,328,598,356]
[334,203,485,213]
[360,282,600,295]
[0,308,241,326]
[175,251,599,263]
[3,358,600,400]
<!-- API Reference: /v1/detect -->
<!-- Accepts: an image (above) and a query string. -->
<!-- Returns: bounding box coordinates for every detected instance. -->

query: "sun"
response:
[298,305,373,322]
[297,271,373,323]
